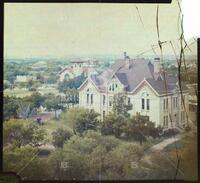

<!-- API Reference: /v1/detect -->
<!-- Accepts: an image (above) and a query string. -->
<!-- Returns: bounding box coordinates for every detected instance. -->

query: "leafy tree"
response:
[24,92,46,108]
[3,119,46,147]
[72,109,100,135]
[58,74,86,92]
[52,128,73,148]
[3,96,20,120]
[101,113,126,138]
[123,113,160,144]
[113,92,132,118]
[44,94,62,119]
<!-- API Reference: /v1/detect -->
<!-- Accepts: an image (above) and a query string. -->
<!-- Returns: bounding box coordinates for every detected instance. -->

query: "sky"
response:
[4,1,198,59]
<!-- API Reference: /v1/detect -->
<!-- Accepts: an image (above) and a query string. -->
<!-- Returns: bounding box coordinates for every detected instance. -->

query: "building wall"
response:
[128,84,161,127]
[79,79,189,128]
[79,81,101,114]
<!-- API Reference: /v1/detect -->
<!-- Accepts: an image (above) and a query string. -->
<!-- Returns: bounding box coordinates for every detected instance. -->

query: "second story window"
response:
[147,99,150,110]
[103,95,106,106]
[142,98,145,110]
[163,99,165,110]
[128,97,131,105]
[112,84,114,91]
[87,94,89,104]
[91,94,93,104]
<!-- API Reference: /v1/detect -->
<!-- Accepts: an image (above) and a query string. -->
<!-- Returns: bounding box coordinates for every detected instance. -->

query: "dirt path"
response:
[150,135,181,152]
[140,135,182,165]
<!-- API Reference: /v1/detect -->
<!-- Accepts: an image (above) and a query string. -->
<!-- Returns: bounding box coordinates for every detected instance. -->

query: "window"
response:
[163,99,165,110]
[112,84,114,91]
[128,97,131,105]
[87,94,89,104]
[142,98,145,110]
[166,98,168,109]
[163,116,165,126]
[176,97,178,107]
[173,97,175,108]
[109,86,111,91]
[87,88,89,92]
[147,99,150,110]
[115,84,118,88]
[166,116,168,127]
[103,95,106,106]
[91,94,93,104]
[79,64,81,67]
[109,96,113,107]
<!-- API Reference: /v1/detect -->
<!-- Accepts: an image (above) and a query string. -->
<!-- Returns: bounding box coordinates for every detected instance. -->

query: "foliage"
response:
[58,74,86,92]
[3,119,46,147]
[71,109,100,135]
[24,92,46,108]
[44,94,63,118]
[52,128,73,148]
[3,96,20,121]
[101,113,126,138]
[113,92,132,118]
[3,145,51,180]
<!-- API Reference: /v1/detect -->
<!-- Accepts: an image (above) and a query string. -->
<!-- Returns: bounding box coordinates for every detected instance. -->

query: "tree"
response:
[58,74,86,92]
[44,94,62,119]
[123,113,160,144]
[101,113,126,138]
[52,128,73,148]
[3,96,20,120]
[24,92,46,108]
[113,92,132,118]
[3,119,46,147]
[73,109,100,135]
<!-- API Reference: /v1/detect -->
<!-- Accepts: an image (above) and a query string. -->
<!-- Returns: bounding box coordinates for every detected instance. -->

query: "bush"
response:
[52,128,73,148]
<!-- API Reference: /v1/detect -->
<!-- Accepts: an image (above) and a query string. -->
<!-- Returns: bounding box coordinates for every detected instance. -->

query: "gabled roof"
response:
[79,57,188,95]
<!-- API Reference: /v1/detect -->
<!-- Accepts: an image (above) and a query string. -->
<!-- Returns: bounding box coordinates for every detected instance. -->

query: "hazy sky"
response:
[4,1,196,59]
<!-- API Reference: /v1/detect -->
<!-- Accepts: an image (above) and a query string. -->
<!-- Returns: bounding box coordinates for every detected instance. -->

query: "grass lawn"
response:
[4,87,60,98]
[4,88,33,98]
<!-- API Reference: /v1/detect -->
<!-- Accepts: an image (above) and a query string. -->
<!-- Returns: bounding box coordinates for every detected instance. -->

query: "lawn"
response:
[40,117,72,142]
[4,88,33,98]
[4,86,61,98]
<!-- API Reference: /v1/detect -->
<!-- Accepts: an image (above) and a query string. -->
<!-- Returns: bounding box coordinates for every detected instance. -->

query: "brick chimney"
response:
[154,57,161,73]
[124,52,130,69]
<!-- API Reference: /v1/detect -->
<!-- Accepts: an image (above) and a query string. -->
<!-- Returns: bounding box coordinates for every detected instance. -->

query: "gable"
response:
[131,80,159,96]
[78,78,99,92]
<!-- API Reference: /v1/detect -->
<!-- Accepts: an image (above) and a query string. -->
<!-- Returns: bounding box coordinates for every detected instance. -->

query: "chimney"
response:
[124,52,130,69]
[154,57,161,73]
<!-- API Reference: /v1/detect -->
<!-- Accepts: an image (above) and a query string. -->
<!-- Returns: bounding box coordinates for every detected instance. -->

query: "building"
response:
[15,75,37,83]
[59,60,98,82]
[78,53,189,128]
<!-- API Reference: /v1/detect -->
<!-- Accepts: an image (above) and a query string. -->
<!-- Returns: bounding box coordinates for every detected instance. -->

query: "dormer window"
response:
[87,88,89,92]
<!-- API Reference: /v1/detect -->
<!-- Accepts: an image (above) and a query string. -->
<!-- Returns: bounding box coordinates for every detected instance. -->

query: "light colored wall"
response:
[79,80,101,114]
[79,79,189,128]
[128,84,161,127]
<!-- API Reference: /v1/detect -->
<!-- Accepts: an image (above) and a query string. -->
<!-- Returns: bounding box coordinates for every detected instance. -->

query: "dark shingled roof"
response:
[89,58,188,95]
